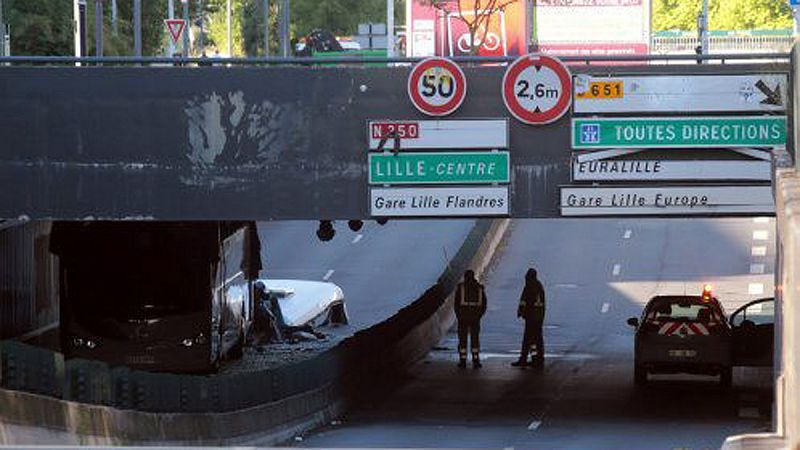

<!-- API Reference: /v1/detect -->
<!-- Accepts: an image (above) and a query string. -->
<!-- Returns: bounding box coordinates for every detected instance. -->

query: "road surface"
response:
[297,217,776,449]
[259,220,475,329]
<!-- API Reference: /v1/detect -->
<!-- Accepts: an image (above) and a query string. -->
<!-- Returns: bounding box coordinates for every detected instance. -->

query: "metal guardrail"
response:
[0,53,791,66]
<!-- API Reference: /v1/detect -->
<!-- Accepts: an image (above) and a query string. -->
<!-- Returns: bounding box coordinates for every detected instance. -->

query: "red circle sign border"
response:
[502,54,572,125]
[407,57,468,117]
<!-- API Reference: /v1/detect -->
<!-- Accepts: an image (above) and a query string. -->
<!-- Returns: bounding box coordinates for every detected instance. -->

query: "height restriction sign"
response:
[407,57,467,117]
[502,54,572,125]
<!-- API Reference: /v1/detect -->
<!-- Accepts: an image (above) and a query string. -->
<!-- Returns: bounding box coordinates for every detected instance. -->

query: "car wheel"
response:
[719,366,733,388]
[634,364,647,386]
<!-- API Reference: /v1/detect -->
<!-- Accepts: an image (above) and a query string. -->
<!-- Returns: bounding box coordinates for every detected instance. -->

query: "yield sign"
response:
[164,19,186,45]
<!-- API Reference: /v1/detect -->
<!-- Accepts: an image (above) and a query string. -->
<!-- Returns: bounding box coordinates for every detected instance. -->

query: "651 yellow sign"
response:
[576,81,624,99]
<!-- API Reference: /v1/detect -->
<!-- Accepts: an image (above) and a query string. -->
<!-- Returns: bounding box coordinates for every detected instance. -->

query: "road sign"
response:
[407,57,467,116]
[164,19,186,46]
[371,186,509,217]
[573,75,788,113]
[572,116,787,149]
[502,54,572,125]
[561,185,774,216]
[367,120,508,150]
[369,152,510,185]
[572,160,771,182]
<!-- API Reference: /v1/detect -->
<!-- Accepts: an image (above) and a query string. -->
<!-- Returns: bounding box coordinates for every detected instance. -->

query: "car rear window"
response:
[645,298,723,323]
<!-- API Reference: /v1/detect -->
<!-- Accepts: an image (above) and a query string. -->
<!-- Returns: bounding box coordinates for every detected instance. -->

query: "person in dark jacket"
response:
[454,270,487,369]
[512,268,546,368]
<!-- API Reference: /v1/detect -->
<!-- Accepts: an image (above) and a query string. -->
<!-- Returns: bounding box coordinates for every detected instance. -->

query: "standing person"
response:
[454,270,487,369]
[512,268,546,368]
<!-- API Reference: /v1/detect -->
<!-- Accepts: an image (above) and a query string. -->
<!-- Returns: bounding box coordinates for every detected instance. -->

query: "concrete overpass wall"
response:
[0,63,788,220]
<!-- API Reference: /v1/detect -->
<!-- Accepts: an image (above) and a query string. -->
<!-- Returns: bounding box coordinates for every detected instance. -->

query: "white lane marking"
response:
[352,234,363,244]
[752,246,767,257]
[601,302,610,314]
[612,264,621,276]
[748,283,764,295]
[750,263,765,274]
[623,229,632,239]
[323,269,335,281]
[753,217,770,224]
[553,283,578,289]
[753,230,769,241]
[527,420,542,431]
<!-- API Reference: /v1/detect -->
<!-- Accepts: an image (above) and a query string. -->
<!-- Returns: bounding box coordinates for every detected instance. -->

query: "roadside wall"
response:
[0,218,509,446]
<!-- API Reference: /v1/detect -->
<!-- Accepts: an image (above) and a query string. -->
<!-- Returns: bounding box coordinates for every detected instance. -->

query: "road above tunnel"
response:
[297,218,776,450]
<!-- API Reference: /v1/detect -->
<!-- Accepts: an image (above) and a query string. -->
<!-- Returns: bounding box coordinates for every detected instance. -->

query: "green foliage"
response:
[653,0,793,31]
[5,0,73,56]
[5,0,166,56]
[4,0,401,57]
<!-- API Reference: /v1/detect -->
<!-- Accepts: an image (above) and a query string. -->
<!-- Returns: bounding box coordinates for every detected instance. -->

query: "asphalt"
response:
[258,219,476,329]
[296,217,777,450]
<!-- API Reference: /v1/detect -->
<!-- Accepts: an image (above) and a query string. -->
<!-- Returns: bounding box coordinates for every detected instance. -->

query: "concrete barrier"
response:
[0,218,510,445]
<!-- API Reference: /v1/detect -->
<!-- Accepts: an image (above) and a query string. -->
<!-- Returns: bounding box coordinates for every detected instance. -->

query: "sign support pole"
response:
[263,0,270,56]
[227,0,232,56]
[95,0,103,57]
[387,0,394,57]
[167,0,175,57]
[182,0,190,57]
[133,0,142,56]
[0,0,4,58]
[74,0,87,62]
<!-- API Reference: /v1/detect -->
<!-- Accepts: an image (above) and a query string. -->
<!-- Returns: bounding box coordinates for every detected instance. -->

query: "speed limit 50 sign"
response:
[502,54,572,125]
[407,57,467,117]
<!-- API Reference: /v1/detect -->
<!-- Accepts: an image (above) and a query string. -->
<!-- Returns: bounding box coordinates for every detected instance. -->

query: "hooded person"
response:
[454,270,487,369]
[512,268,546,368]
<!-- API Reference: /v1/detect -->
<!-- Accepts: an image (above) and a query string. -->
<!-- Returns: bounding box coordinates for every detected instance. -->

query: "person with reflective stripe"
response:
[512,268,546,368]
[454,270,487,369]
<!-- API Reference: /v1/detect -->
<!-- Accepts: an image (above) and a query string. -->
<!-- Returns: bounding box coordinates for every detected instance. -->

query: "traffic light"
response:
[316,220,335,242]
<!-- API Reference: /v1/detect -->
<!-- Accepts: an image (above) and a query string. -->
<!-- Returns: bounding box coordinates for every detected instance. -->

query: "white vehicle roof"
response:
[258,279,344,327]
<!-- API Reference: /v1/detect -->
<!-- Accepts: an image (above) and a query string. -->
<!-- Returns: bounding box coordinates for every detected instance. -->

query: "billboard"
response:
[406,0,529,57]
[534,0,650,58]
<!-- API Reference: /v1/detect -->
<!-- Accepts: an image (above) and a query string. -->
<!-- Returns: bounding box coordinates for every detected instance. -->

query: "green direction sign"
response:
[369,151,510,185]
[572,116,787,149]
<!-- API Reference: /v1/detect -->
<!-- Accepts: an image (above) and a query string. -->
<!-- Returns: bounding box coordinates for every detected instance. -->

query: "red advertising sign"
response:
[370,122,421,140]
[407,0,529,57]
[407,57,467,117]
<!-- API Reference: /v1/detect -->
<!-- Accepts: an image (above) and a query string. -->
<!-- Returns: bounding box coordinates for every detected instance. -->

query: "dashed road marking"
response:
[752,246,767,257]
[623,229,632,239]
[323,269,335,281]
[753,217,770,224]
[601,302,610,313]
[753,230,769,241]
[527,420,542,431]
[352,234,364,244]
[748,283,764,295]
[612,264,621,276]
[750,263,765,274]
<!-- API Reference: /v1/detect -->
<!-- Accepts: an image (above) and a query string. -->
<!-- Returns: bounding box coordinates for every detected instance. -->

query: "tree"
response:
[5,0,166,57]
[420,0,519,55]
[653,0,792,31]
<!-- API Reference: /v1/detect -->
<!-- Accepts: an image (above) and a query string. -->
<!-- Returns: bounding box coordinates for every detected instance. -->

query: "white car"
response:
[257,279,349,328]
